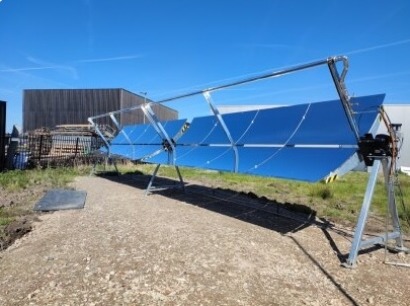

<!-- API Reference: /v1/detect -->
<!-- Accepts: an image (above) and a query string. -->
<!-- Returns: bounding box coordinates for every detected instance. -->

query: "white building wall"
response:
[378,104,410,168]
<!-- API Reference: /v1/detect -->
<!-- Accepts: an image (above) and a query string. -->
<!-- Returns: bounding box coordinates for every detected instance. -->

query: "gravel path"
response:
[0,175,409,305]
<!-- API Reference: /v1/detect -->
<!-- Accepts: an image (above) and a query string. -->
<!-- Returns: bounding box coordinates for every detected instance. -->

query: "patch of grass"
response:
[0,167,89,229]
[309,184,334,200]
[1,167,89,191]
[0,170,30,191]
[0,210,14,226]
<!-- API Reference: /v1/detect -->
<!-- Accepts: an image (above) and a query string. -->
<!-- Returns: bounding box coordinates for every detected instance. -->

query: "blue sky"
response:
[1,0,410,132]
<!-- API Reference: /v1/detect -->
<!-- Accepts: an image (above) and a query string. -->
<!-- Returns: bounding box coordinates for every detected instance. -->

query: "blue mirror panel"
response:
[177,116,229,144]
[220,109,260,143]
[108,144,163,160]
[111,124,152,145]
[237,147,356,182]
[104,94,385,182]
[111,119,187,145]
[289,100,355,144]
[163,119,188,139]
[175,146,234,171]
[290,94,385,145]
[228,104,310,145]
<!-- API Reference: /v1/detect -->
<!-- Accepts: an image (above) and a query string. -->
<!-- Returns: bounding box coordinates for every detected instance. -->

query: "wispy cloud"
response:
[0,53,143,75]
[0,66,63,73]
[26,56,78,79]
[345,38,410,56]
[0,56,78,79]
[75,54,143,63]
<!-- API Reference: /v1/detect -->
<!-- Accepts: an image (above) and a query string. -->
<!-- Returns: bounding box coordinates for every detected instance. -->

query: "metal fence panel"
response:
[1,134,105,171]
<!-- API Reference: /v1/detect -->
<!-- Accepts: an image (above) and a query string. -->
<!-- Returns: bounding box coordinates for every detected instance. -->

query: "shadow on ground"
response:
[96,171,324,235]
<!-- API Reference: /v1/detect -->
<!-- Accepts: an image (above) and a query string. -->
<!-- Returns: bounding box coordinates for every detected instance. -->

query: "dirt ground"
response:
[0,174,409,306]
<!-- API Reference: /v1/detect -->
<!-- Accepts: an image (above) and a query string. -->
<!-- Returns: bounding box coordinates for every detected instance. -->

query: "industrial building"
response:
[23,88,178,133]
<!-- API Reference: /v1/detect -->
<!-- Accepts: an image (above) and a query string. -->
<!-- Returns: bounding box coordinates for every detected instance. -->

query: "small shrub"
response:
[309,184,334,200]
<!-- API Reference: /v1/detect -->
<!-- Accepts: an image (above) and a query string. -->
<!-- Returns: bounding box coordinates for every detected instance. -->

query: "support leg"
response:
[175,166,185,193]
[381,159,405,250]
[145,164,161,196]
[344,158,406,268]
[89,155,118,176]
[344,160,381,268]
[145,164,185,196]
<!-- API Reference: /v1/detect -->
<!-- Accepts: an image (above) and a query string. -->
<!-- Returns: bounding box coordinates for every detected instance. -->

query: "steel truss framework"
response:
[89,56,407,267]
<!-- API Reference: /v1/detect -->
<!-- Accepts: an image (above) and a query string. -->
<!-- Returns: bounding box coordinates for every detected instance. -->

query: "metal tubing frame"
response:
[203,91,239,172]
[88,56,350,125]
[140,103,186,195]
[382,159,402,236]
[156,57,335,104]
[344,158,404,268]
[88,56,354,163]
[88,56,355,168]
[327,57,360,142]
[89,119,110,149]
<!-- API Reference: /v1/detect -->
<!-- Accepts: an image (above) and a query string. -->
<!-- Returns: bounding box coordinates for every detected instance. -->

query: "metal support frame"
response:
[88,103,186,193]
[145,164,185,196]
[89,153,119,176]
[88,56,353,154]
[203,91,239,172]
[327,56,360,142]
[141,103,176,165]
[343,157,405,268]
[140,103,186,194]
[88,55,391,223]
[87,112,120,176]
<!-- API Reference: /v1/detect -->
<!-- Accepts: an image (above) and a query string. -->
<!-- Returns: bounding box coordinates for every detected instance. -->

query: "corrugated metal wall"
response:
[23,89,178,132]
[119,89,178,125]
[151,103,178,121]
[119,89,147,125]
[23,89,121,132]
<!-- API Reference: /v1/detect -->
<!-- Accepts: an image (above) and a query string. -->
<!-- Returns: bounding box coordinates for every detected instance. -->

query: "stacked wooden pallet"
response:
[48,143,83,156]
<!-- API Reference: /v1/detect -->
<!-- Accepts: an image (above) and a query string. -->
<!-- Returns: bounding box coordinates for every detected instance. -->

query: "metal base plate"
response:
[33,189,87,211]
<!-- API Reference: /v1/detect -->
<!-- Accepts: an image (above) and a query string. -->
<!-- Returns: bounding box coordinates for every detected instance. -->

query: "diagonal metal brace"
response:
[145,164,185,196]
[203,91,239,172]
